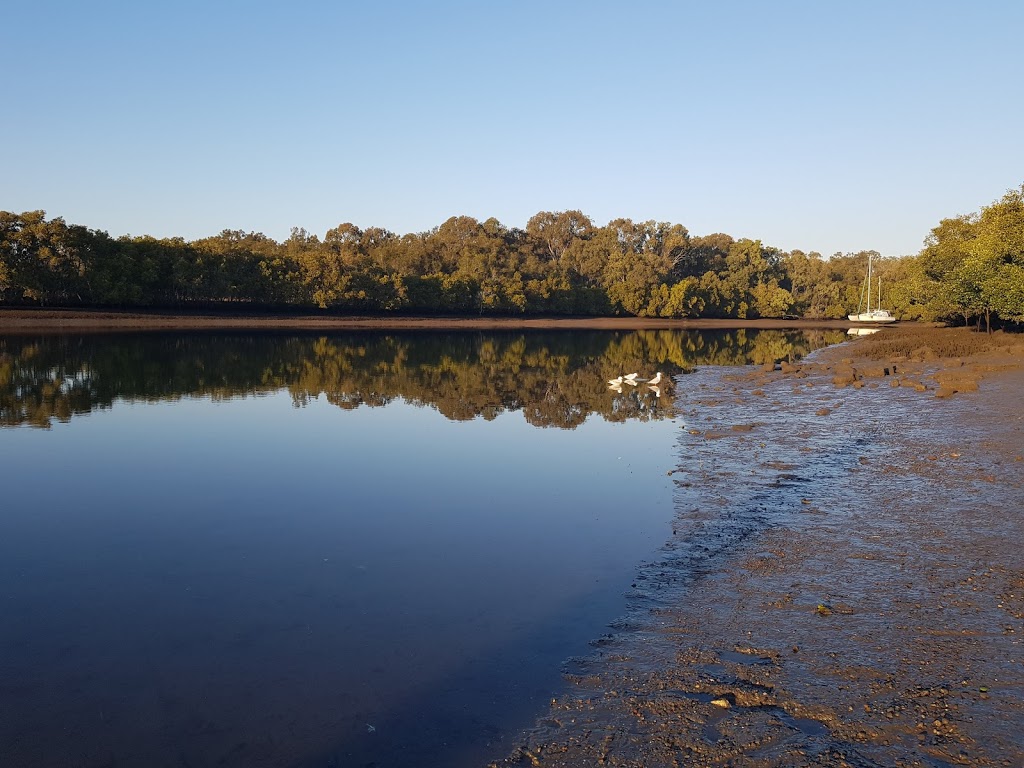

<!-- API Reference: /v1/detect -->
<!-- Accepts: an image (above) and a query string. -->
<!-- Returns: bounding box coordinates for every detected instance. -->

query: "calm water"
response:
[0,329,843,767]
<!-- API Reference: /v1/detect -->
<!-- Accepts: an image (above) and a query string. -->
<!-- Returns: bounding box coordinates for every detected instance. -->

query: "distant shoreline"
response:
[0,307,903,333]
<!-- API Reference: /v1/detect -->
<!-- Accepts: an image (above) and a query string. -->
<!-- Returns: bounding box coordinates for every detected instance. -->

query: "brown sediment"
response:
[494,326,1024,767]
[0,307,899,333]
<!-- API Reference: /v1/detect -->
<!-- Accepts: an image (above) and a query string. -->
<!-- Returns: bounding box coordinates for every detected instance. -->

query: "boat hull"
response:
[847,311,896,323]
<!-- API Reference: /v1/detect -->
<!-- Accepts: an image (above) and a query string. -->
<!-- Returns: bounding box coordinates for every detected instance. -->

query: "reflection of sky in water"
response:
[0,389,679,767]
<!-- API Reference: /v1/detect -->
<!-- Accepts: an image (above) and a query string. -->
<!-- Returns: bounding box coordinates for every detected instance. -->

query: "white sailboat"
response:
[848,253,896,323]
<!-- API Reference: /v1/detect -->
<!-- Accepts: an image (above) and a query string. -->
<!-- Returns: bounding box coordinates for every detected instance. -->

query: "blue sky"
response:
[3,1,1022,257]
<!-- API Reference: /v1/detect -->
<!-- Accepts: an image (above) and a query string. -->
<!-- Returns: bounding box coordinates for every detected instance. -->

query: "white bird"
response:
[623,372,639,386]
[648,371,663,385]
[608,375,624,386]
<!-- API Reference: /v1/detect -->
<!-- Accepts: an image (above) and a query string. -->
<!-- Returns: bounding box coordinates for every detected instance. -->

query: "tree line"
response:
[2,187,1022,326]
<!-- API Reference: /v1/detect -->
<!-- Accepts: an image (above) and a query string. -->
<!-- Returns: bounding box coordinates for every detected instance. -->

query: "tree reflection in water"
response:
[0,329,846,429]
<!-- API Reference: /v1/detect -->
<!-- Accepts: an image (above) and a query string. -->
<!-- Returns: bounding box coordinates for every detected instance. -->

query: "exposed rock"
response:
[860,365,890,378]
[935,371,980,392]
[833,364,857,379]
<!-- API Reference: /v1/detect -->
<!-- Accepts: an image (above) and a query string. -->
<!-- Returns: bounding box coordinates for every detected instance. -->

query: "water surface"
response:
[0,329,843,767]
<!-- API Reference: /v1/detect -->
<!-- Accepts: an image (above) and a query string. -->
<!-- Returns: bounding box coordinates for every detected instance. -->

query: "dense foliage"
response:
[0,210,867,318]
[909,186,1024,331]
[2,189,1022,326]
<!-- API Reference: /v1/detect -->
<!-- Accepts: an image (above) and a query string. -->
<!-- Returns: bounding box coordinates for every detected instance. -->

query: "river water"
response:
[0,329,844,767]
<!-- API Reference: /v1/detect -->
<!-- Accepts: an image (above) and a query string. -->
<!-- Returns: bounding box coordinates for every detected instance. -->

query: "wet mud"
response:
[0,307,869,333]
[495,328,1024,767]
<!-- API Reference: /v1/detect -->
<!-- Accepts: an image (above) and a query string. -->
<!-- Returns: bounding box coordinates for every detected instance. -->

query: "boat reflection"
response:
[847,327,883,336]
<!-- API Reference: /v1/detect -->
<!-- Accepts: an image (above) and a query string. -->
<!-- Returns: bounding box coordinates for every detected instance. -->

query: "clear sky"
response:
[3,1,1022,257]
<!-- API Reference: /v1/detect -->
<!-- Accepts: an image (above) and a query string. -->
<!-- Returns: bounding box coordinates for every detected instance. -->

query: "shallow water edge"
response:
[495,333,1024,767]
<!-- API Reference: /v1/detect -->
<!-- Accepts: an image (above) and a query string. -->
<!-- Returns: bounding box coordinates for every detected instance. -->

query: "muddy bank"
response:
[494,326,1024,767]
[0,307,873,333]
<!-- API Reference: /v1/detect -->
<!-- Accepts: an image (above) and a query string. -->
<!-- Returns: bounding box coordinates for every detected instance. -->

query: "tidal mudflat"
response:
[497,327,1024,767]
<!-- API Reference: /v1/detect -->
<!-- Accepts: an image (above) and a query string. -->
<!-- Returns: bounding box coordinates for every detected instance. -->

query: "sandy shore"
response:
[494,327,1024,767]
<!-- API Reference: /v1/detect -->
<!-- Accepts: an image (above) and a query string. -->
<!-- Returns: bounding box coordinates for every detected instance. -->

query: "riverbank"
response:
[495,326,1024,767]
[0,307,877,333]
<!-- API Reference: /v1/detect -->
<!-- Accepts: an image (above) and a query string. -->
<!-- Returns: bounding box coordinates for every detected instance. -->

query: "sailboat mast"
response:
[867,254,872,314]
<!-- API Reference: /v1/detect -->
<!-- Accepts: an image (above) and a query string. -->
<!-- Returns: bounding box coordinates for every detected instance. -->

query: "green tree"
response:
[526,210,593,262]
[914,214,977,321]
[970,185,1024,330]
[989,264,1024,324]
